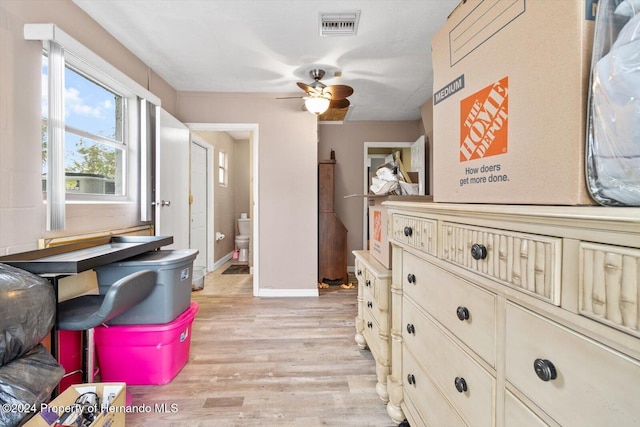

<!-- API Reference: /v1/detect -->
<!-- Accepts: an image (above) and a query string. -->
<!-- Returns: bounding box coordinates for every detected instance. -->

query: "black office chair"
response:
[57,269,157,382]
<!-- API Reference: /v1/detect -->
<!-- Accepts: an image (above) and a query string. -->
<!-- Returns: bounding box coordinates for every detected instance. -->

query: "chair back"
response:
[97,269,157,324]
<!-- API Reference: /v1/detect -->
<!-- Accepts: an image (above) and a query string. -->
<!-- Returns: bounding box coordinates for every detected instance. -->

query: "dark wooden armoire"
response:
[318,159,348,285]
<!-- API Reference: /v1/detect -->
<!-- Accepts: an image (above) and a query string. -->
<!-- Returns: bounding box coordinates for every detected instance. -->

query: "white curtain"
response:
[46,40,65,231]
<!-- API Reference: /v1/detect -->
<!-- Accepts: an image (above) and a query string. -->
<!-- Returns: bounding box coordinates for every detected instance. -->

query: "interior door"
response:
[411,135,426,195]
[190,139,208,270]
[156,109,190,249]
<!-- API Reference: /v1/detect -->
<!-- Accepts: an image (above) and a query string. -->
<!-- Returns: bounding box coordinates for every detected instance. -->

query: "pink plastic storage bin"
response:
[94,302,199,385]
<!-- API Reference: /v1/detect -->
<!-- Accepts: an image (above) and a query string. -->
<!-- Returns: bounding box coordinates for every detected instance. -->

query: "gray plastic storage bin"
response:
[94,249,198,325]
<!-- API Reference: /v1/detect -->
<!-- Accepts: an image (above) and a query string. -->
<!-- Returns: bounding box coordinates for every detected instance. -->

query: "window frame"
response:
[27,24,162,229]
[41,48,135,203]
[218,150,229,187]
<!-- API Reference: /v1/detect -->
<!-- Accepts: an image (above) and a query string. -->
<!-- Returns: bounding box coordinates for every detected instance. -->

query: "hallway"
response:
[125,262,395,426]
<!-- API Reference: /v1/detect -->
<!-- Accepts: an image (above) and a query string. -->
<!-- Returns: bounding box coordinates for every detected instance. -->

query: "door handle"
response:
[152,200,171,207]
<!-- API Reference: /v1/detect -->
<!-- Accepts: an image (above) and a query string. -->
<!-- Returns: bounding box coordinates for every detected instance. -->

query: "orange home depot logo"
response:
[373,210,382,242]
[460,77,508,162]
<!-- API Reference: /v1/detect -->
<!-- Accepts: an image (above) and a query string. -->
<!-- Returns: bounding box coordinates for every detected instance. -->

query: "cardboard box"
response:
[369,197,391,269]
[24,383,126,427]
[431,0,596,204]
[368,195,433,269]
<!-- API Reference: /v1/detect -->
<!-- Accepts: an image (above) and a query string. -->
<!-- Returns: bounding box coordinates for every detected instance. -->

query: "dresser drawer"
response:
[362,311,381,357]
[363,285,389,336]
[354,252,391,311]
[579,242,640,338]
[403,298,495,426]
[504,390,549,427]
[362,285,379,320]
[391,214,437,256]
[403,348,467,427]
[441,222,561,305]
[505,303,640,426]
[403,251,496,367]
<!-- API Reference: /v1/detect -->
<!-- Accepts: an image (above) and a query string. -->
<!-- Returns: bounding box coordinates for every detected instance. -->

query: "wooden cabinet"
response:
[354,250,392,402]
[384,202,640,427]
[318,159,348,285]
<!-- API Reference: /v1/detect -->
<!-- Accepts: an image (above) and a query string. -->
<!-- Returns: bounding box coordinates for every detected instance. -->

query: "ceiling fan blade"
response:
[276,96,303,99]
[329,98,350,109]
[296,82,314,94]
[326,84,354,100]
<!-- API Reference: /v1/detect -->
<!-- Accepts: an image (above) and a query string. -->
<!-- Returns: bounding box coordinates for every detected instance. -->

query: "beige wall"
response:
[192,131,238,264]
[1,1,318,295]
[191,131,251,265]
[1,0,425,293]
[177,92,318,293]
[233,139,251,227]
[0,0,177,255]
[318,121,423,266]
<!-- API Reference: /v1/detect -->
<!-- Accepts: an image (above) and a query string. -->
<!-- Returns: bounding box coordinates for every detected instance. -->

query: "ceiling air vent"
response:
[319,11,360,36]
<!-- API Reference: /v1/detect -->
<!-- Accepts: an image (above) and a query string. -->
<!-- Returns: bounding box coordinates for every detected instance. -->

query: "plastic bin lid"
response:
[106,249,199,266]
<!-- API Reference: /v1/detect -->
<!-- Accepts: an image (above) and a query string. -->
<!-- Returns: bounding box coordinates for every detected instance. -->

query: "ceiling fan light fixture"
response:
[305,95,331,115]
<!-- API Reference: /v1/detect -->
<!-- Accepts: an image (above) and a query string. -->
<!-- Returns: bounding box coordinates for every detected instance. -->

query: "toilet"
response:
[235,213,250,262]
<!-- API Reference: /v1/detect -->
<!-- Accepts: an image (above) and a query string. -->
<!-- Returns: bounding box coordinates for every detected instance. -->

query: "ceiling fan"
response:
[283,69,354,115]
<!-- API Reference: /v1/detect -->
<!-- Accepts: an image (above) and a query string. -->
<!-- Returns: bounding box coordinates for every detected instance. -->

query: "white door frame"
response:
[186,122,260,296]
[190,135,214,271]
[363,141,413,250]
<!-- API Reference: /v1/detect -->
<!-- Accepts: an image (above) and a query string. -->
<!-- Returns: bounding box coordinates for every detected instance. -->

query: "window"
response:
[41,54,127,197]
[218,150,228,187]
[27,24,160,230]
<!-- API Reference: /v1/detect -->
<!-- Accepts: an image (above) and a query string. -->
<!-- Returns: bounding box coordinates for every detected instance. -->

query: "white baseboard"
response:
[256,288,319,297]
[213,252,234,271]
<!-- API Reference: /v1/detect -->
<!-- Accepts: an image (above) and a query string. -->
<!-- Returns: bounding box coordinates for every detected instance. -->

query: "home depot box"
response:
[368,195,432,268]
[431,0,596,204]
[369,196,391,269]
[24,383,126,427]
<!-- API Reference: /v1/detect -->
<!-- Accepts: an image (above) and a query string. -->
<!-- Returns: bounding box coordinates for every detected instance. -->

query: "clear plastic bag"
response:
[586,0,640,205]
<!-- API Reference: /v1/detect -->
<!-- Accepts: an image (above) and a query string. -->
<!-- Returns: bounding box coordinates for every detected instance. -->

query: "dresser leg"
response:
[375,362,389,403]
[387,401,405,425]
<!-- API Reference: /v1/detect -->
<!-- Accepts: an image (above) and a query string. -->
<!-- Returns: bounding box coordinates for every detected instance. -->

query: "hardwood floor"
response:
[124,262,396,426]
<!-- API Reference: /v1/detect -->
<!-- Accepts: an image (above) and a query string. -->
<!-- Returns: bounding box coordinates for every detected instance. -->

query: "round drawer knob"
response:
[471,243,488,260]
[454,377,467,393]
[367,301,373,308]
[365,279,371,287]
[534,358,557,382]
[456,306,470,321]
[357,269,362,276]
[407,274,416,284]
[406,323,415,335]
[404,226,413,237]
[407,374,416,385]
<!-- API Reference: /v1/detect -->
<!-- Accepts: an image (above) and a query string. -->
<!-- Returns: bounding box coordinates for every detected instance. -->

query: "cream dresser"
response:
[384,201,640,427]
[354,249,392,402]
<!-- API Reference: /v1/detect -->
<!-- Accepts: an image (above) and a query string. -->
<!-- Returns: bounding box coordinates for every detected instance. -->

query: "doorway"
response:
[187,123,259,296]
[190,136,213,271]
[362,141,413,250]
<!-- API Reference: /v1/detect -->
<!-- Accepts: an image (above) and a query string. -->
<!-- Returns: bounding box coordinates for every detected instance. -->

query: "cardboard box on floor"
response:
[25,383,126,427]
[431,0,596,204]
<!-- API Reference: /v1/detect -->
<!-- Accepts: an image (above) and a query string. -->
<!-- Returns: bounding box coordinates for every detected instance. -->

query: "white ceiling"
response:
[73,0,459,122]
